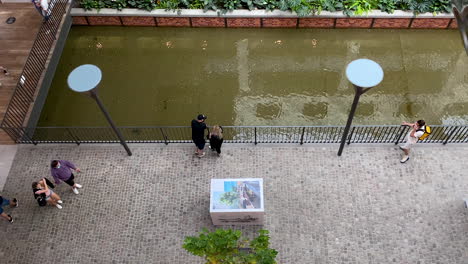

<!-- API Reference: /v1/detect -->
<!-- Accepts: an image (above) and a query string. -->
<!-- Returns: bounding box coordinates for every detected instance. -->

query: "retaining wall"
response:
[71,9,458,29]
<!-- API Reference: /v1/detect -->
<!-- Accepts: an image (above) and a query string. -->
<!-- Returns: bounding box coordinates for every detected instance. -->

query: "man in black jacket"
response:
[191,114,207,158]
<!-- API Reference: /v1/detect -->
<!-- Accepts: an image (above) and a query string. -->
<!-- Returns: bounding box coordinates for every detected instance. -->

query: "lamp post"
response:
[337,59,383,156]
[67,64,132,156]
[452,0,468,55]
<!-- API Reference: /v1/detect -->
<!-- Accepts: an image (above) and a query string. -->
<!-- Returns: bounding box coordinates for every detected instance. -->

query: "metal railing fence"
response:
[8,125,468,145]
[0,0,71,142]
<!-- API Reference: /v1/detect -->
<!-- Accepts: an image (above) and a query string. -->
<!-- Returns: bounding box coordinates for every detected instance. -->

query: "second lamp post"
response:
[337,59,384,156]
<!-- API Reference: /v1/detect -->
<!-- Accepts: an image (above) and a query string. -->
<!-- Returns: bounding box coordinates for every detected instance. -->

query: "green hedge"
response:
[79,0,452,16]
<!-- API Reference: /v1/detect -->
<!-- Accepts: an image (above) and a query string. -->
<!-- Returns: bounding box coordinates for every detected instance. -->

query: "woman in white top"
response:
[400,120,425,163]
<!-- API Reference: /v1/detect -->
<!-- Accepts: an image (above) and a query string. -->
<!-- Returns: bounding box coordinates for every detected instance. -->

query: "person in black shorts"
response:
[50,160,82,195]
[191,114,207,158]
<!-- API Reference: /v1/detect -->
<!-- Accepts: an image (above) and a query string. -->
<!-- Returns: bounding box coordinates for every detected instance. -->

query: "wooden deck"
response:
[0,3,42,144]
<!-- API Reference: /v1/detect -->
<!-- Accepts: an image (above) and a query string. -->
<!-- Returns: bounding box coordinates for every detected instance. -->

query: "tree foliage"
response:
[183,228,278,264]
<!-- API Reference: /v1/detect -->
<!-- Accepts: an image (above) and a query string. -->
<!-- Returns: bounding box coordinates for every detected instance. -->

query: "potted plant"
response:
[183,228,278,264]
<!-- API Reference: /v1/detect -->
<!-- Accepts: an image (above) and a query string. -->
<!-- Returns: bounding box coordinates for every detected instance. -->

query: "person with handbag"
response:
[208,125,224,157]
[32,178,63,209]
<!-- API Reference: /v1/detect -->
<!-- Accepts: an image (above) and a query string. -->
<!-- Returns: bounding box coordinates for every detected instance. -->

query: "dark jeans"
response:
[64,174,75,186]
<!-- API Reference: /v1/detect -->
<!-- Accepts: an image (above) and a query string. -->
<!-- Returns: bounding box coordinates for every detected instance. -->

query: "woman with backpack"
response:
[208,125,224,157]
[32,178,63,209]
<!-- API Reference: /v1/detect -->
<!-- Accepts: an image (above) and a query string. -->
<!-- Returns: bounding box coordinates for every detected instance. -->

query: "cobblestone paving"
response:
[0,144,467,264]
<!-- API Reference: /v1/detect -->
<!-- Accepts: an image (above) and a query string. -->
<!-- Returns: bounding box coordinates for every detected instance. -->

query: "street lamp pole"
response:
[337,59,383,156]
[67,64,132,156]
[452,0,468,55]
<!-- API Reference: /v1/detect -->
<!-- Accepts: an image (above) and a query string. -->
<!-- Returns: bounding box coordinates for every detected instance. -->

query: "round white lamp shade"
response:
[67,64,102,92]
[345,59,384,88]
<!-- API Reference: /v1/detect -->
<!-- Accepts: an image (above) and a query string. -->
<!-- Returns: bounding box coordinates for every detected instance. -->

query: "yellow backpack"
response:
[417,125,431,140]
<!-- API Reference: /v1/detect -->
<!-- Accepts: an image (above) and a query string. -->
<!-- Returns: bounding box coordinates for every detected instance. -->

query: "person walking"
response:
[0,196,17,223]
[209,125,224,157]
[399,120,426,163]
[191,114,208,158]
[50,160,82,194]
[31,0,50,21]
[33,178,63,209]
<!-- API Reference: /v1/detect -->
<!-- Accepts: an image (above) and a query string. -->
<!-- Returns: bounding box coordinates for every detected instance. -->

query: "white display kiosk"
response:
[210,178,264,225]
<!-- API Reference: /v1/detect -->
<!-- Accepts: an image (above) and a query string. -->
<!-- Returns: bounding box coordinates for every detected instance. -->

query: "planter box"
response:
[70,9,457,29]
[210,178,264,225]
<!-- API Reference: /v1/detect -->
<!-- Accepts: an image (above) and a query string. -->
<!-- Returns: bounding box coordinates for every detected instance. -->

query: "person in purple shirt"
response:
[50,160,82,195]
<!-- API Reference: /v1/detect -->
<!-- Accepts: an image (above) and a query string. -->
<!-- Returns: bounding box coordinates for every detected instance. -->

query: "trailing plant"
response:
[183,228,278,264]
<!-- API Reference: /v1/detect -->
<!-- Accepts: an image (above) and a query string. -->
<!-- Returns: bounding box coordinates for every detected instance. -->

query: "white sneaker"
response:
[75,184,82,189]
[72,188,79,195]
[400,155,410,163]
[57,200,63,204]
[56,204,62,209]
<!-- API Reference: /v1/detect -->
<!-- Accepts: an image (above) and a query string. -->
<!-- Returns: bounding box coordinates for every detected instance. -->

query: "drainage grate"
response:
[6,17,16,24]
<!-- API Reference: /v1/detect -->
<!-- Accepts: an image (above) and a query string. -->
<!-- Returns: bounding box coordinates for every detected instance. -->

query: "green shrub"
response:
[77,0,453,15]
[378,0,398,13]
[402,0,431,14]
[183,228,278,264]
[322,0,344,12]
[428,0,451,13]
[344,0,378,15]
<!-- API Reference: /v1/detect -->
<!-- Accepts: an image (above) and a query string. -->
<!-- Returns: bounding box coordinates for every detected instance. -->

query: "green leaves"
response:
[78,0,453,15]
[378,0,397,13]
[344,0,378,15]
[183,228,278,264]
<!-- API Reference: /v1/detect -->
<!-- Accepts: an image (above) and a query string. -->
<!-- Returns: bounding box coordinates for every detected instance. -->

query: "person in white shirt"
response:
[399,120,426,163]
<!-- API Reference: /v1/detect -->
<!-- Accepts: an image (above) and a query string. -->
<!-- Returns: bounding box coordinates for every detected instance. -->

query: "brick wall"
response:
[121,17,156,26]
[73,16,458,30]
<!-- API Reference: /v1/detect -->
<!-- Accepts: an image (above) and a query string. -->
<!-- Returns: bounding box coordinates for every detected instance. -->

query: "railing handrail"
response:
[0,0,71,142]
[14,124,468,129]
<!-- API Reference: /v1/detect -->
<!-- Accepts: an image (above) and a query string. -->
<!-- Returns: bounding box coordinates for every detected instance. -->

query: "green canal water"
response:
[38,27,468,127]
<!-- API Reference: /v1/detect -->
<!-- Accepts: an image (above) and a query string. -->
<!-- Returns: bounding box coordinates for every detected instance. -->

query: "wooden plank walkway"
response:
[0,3,42,144]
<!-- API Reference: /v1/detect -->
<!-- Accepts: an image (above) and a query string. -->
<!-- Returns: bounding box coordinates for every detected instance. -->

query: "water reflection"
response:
[38,28,468,127]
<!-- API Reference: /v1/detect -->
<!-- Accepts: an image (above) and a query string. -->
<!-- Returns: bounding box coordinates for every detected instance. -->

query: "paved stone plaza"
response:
[0,144,467,263]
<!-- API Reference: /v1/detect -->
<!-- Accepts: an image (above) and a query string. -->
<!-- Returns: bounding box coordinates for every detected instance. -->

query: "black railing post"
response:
[443,126,460,145]
[347,127,355,145]
[338,88,362,156]
[66,128,80,145]
[394,126,407,145]
[300,127,305,145]
[0,0,72,143]
[21,128,37,145]
[160,128,168,145]
[254,127,257,145]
